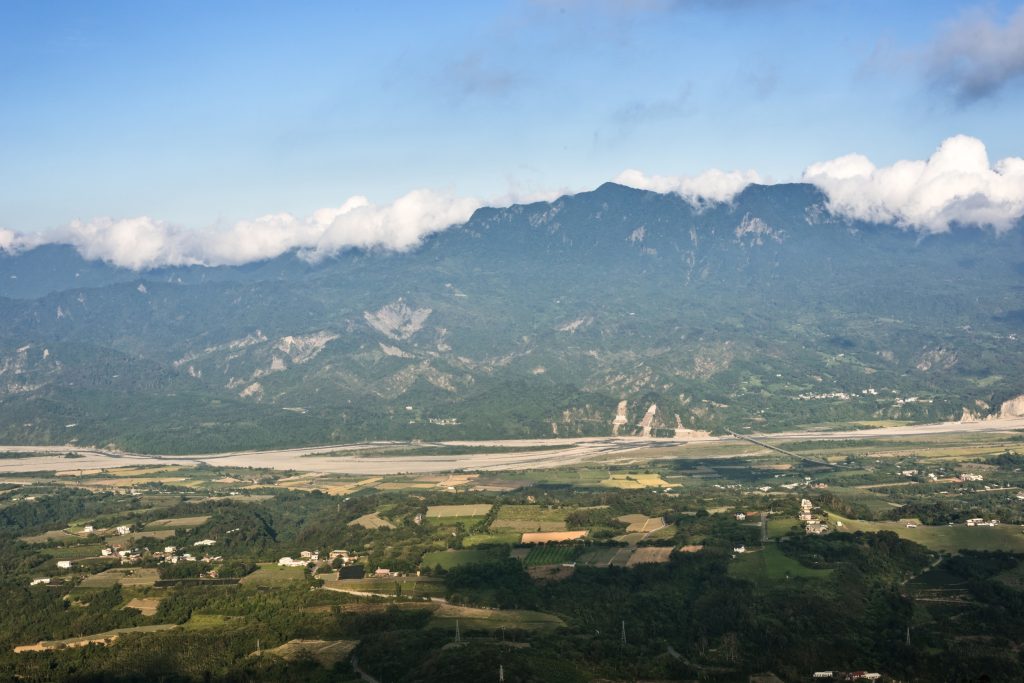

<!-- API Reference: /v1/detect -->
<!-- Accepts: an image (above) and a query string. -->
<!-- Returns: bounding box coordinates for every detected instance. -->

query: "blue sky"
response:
[2,0,1024,238]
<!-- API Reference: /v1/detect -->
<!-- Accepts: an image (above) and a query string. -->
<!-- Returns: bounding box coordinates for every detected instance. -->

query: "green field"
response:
[522,545,581,567]
[577,547,622,566]
[829,514,1024,553]
[145,515,211,529]
[425,504,492,518]
[766,516,801,539]
[462,532,520,547]
[421,547,507,569]
[239,563,308,586]
[490,505,569,533]
[728,544,832,586]
[42,543,106,560]
[428,604,565,632]
[79,568,159,588]
[322,577,446,598]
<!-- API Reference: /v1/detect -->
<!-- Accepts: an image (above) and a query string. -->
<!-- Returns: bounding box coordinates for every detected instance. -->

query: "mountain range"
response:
[1,182,1022,453]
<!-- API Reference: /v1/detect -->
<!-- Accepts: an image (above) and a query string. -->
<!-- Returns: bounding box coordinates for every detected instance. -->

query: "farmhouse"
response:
[193,539,216,547]
[115,525,131,535]
[83,525,94,534]
[30,578,51,586]
[56,561,72,569]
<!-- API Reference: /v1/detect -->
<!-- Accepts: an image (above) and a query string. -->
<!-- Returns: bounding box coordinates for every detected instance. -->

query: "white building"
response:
[164,546,177,554]
[30,578,51,586]
[57,560,72,569]
[193,539,216,547]
[115,525,132,535]
[83,525,95,534]
[277,557,308,568]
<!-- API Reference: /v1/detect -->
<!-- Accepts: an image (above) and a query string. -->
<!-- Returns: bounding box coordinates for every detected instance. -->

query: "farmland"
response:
[827,514,1024,553]
[522,545,581,567]
[421,548,507,570]
[490,505,570,533]
[727,545,832,586]
[2,422,1024,681]
[425,504,492,518]
[79,568,159,588]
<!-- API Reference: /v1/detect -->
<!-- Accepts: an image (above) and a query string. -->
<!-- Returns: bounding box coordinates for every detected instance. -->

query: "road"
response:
[1,416,1022,475]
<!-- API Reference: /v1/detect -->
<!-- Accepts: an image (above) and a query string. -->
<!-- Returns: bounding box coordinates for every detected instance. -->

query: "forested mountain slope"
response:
[1,182,1022,452]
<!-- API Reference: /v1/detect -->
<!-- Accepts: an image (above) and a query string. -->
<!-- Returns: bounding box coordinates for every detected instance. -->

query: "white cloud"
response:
[305,190,482,260]
[63,217,201,270]
[803,135,1024,233]
[0,228,18,253]
[0,227,45,255]
[19,190,482,270]
[614,168,762,205]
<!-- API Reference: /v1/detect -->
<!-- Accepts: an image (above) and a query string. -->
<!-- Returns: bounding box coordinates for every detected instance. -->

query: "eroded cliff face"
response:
[999,395,1024,418]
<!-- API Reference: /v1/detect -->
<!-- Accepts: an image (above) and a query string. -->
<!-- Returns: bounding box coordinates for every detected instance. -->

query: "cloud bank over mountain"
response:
[614,168,763,206]
[2,136,1023,269]
[43,191,484,270]
[803,135,1024,233]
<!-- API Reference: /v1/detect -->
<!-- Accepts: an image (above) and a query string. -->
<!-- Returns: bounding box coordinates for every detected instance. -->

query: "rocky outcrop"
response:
[999,394,1024,418]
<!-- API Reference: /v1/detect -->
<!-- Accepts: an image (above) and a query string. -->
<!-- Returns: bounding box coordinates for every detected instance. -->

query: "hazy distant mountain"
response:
[1,183,1022,453]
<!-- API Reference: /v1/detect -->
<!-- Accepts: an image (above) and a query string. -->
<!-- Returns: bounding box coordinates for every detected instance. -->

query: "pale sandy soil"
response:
[1,417,1022,475]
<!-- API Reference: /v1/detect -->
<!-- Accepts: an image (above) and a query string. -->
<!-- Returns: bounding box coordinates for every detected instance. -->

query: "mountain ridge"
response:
[1,182,1022,452]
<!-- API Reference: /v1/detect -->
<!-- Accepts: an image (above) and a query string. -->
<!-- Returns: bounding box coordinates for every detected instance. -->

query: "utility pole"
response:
[499,664,505,682]
[621,620,627,646]
[455,619,461,644]
[256,639,261,656]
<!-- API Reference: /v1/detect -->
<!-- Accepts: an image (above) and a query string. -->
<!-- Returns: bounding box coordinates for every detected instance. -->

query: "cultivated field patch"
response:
[600,473,671,489]
[521,530,588,543]
[522,544,581,567]
[264,639,358,667]
[122,597,162,616]
[617,514,666,533]
[146,515,211,529]
[728,545,831,586]
[421,547,506,569]
[240,563,307,586]
[79,568,159,588]
[425,504,492,518]
[626,547,673,566]
[491,505,568,533]
[429,604,564,631]
[347,512,396,529]
[829,514,1024,553]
